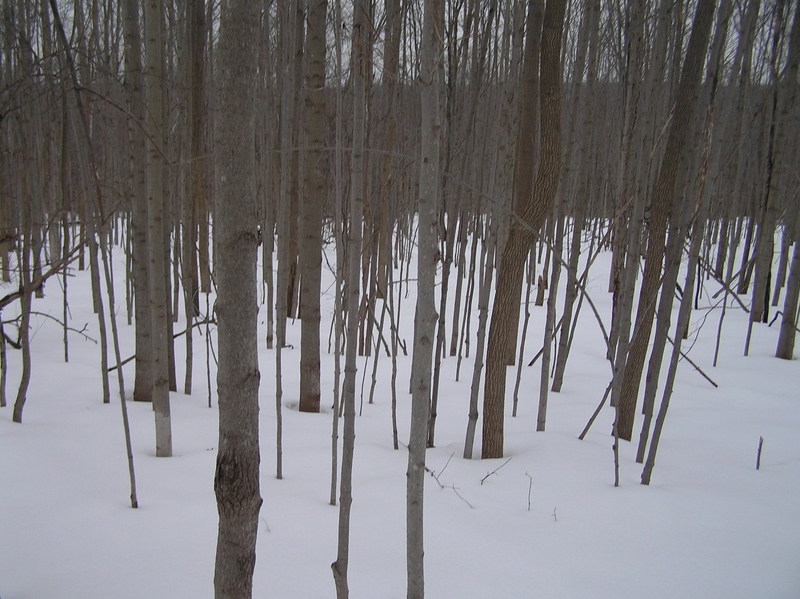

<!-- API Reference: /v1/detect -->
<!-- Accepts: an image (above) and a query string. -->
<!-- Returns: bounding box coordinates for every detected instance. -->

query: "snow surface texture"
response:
[1,244,799,598]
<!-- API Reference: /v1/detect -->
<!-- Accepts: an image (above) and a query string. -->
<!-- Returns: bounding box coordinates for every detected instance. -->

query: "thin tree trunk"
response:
[512,252,535,417]
[616,0,716,442]
[407,1,442,596]
[12,246,32,423]
[332,1,367,595]
[329,0,346,506]
[537,213,564,431]
[464,217,496,459]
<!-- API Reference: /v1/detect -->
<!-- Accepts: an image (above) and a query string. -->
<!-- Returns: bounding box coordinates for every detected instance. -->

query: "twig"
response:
[437,453,454,479]
[667,335,718,388]
[107,317,216,372]
[756,436,764,470]
[260,516,271,533]
[425,454,474,509]
[525,472,533,512]
[579,379,613,440]
[480,457,512,484]
[28,312,96,343]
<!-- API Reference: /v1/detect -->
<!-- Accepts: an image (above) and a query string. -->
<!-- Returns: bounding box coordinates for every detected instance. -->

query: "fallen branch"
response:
[525,472,533,512]
[668,335,718,388]
[480,457,512,484]
[756,436,764,470]
[425,454,474,509]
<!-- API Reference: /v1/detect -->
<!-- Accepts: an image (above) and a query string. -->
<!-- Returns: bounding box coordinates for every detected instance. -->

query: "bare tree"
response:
[482,0,566,459]
[332,1,368,596]
[144,0,172,456]
[213,0,262,595]
[616,0,716,442]
[407,1,443,595]
[299,0,328,413]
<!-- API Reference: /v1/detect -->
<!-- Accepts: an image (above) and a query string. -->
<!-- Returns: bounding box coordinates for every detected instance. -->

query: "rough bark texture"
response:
[122,0,152,405]
[299,0,327,413]
[482,0,565,459]
[775,3,800,359]
[213,0,262,597]
[144,0,171,456]
[616,0,716,442]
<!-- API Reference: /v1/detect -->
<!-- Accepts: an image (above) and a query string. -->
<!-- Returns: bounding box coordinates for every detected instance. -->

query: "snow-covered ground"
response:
[1,239,799,598]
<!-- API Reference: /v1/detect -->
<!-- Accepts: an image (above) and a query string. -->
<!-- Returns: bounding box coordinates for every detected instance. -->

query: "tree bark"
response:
[616,0,716,442]
[213,0,262,596]
[299,0,328,413]
[122,0,152,405]
[482,0,565,459]
[144,0,172,456]
[407,1,442,595]
[332,2,367,596]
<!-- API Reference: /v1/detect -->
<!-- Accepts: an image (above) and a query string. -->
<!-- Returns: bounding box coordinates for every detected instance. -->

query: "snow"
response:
[1,241,799,598]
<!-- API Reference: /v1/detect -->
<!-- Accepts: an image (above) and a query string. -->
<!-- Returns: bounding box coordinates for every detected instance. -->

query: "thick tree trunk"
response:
[144,0,172,456]
[482,0,565,459]
[122,0,152,405]
[299,0,327,413]
[213,0,262,596]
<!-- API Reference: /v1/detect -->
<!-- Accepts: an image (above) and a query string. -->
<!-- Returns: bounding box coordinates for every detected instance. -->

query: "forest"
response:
[1,0,799,597]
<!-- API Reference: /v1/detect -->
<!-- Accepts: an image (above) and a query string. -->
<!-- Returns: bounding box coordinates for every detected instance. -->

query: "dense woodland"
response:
[1,0,799,597]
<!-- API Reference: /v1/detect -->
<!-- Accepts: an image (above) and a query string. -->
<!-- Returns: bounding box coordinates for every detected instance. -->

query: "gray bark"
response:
[407,1,442,596]
[144,0,172,456]
[213,0,262,596]
[122,0,152,405]
[332,1,367,595]
[299,0,327,413]
[616,0,716,441]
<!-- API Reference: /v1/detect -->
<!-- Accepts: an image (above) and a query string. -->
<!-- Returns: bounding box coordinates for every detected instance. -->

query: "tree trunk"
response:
[482,0,565,459]
[332,2,367,595]
[407,1,442,596]
[616,0,716,442]
[299,0,327,413]
[122,0,152,405]
[213,0,262,596]
[144,0,172,456]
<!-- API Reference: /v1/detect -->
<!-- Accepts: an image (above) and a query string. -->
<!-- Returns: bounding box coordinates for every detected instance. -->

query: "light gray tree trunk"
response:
[332,1,367,595]
[213,0,262,596]
[642,64,721,484]
[330,0,345,506]
[407,1,442,596]
[464,219,496,459]
[144,0,171,456]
